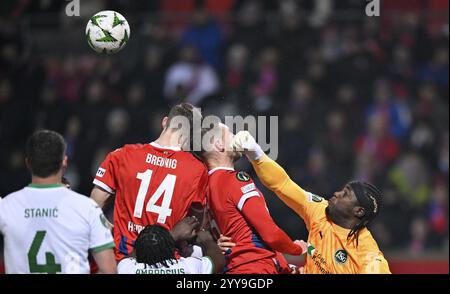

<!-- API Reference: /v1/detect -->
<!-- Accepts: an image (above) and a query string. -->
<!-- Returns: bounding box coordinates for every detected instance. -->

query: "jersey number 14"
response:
[133,169,176,224]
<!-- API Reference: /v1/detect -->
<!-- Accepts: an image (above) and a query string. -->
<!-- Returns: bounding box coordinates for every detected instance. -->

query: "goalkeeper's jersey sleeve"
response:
[251,156,327,230]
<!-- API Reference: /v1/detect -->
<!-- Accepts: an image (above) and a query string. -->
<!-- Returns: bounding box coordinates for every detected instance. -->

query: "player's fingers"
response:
[218,234,232,242]
[294,240,308,254]
[185,216,199,225]
[218,241,236,247]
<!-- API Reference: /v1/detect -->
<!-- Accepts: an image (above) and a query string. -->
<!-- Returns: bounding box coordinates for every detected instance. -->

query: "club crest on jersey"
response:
[236,171,250,182]
[334,249,348,264]
[96,168,106,178]
[312,194,323,202]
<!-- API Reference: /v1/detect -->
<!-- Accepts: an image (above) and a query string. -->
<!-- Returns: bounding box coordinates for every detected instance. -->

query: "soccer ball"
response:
[85,10,130,54]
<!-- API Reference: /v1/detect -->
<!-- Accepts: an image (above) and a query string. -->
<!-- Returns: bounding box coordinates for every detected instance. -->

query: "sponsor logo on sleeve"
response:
[240,183,256,194]
[96,168,106,178]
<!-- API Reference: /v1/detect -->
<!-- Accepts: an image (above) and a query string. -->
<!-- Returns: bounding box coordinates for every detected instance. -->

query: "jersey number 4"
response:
[133,169,176,224]
[28,231,62,274]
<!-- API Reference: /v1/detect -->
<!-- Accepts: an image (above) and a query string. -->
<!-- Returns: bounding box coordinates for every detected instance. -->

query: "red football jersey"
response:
[207,167,277,272]
[93,142,208,261]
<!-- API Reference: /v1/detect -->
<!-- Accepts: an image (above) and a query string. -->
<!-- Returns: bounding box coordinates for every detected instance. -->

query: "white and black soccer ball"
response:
[85,10,130,54]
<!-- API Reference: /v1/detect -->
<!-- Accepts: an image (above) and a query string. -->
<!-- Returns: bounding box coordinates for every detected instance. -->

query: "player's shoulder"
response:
[179,151,207,166]
[213,169,257,192]
[0,187,33,207]
[118,143,149,153]
[357,229,383,254]
[106,143,151,161]
[0,188,25,202]
[61,189,99,210]
[211,169,251,181]
[176,151,208,174]
[229,170,255,187]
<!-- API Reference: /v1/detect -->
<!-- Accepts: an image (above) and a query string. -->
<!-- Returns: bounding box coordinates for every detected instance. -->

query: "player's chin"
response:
[325,202,334,215]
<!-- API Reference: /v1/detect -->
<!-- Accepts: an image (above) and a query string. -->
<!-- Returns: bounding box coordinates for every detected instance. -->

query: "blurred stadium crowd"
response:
[0,0,448,259]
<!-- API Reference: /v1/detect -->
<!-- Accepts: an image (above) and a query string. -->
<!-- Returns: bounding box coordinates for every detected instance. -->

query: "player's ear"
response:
[162,116,169,130]
[354,206,366,219]
[62,155,68,170]
[214,138,225,152]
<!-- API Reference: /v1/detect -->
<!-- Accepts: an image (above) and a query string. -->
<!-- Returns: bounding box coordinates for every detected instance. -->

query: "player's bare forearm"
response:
[90,186,112,209]
[92,249,117,274]
[195,230,225,273]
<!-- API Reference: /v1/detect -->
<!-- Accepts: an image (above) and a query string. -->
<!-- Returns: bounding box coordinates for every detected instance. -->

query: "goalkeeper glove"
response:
[230,131,264,161]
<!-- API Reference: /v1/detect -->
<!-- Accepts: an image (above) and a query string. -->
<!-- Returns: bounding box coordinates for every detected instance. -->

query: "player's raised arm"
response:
[238,192,304,256]
[90,148,121,209]
[91,249,116,274]
[231,131,325,229]
[90,186,112,209]
[88,200,116,273]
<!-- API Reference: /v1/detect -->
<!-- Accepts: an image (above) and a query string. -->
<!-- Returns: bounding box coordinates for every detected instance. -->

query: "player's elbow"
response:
[93,249,117,274]
[90,186,111,209]
[260,232,284,249]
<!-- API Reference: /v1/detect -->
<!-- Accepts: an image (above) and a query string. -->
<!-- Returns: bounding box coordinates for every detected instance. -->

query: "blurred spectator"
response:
[428,181,448,246]
[354,113,400,181]
[409,217,429,255]
[250,47,279,113]
[365,79,412,141]
[418,46,449,87]
[388,153,431,207]
[232,0,267,53]
[164,45,219,106]
[224,43,249,95]
[181,7,223,69]
[299,147,339,197]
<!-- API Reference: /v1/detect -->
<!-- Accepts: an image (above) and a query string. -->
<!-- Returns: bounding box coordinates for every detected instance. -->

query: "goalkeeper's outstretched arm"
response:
[231,131,323,229]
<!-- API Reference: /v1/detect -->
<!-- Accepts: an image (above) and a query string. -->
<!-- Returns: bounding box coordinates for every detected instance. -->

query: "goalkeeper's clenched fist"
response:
[230,131,264,161]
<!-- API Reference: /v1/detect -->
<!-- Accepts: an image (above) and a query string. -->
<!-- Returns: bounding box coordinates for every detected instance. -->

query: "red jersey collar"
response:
[150,142,181,151]
[208,167,235,175]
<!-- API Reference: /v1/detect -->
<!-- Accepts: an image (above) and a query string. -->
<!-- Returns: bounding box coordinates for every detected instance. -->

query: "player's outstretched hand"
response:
[171,216,200,243]
[289,264,305,274]
[230,131,264,161]
[217,234,236,254]
[294,240,308,255]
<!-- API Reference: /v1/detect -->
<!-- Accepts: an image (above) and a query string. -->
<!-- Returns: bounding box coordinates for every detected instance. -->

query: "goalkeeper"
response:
[229,131,391,274]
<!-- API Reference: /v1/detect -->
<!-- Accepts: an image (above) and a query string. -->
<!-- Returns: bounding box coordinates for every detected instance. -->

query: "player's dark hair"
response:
[347,181,383,246]
[25,130,66,178]
[166,103,202,151]
[135,225,177,268]
[166,102,197,129]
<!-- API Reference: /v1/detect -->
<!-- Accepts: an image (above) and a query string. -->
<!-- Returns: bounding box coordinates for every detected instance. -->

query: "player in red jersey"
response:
[90,103,208,261]
[201,123,305,274]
